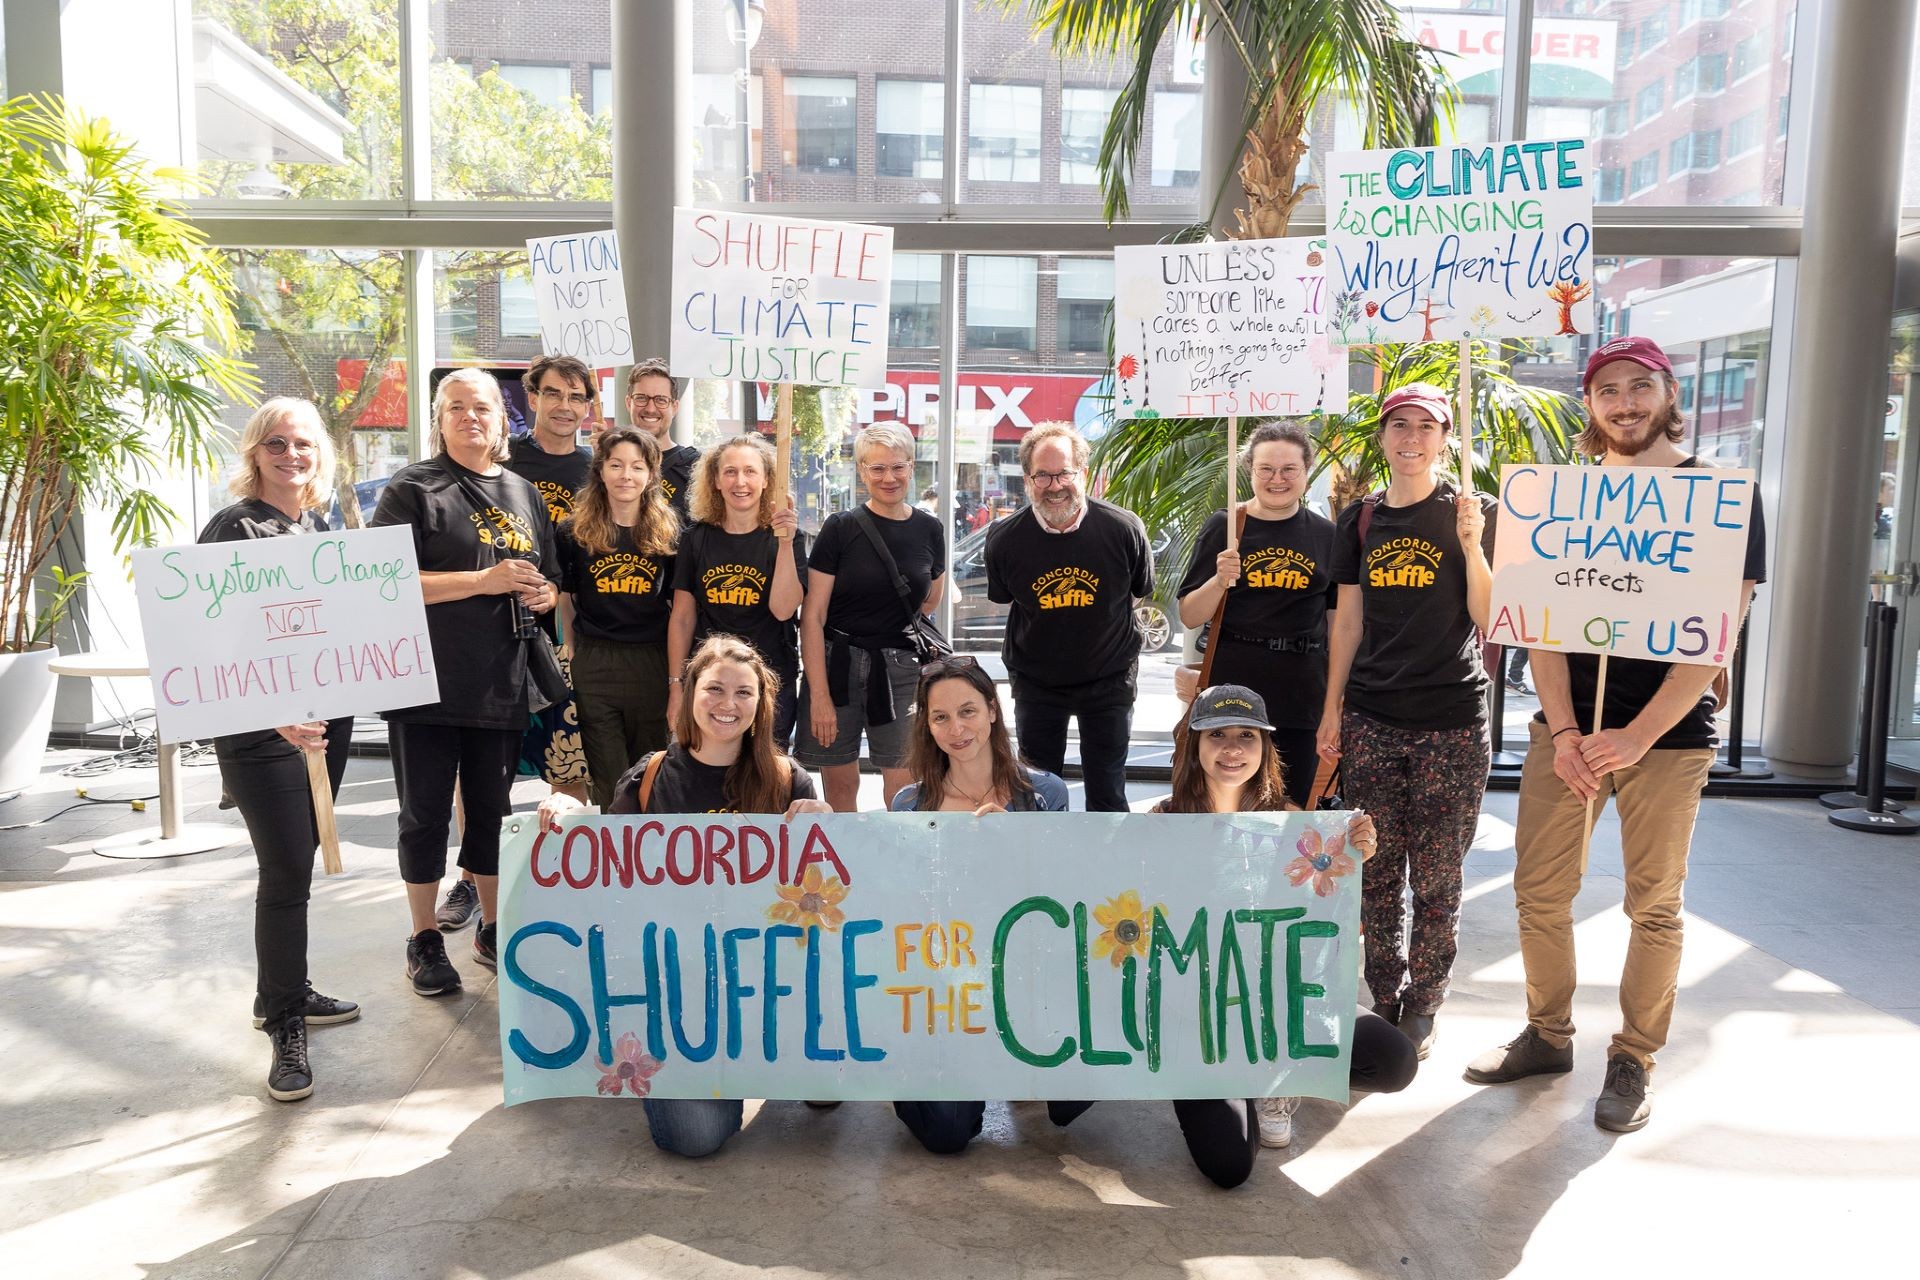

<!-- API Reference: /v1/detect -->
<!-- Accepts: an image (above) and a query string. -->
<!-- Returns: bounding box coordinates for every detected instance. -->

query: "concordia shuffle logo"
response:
[590,552,661,595]
[702,562,768,607]
[1365,537,1442,589]
[1033,566,1100,609]
[1242,546,1316,591]
[472,507,536,554]
[533,480,575,525]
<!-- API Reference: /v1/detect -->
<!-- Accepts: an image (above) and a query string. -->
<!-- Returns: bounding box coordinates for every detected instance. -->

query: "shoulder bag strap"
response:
[1196,504,1249,690]
[852,508,920,616]
[635,750,668,812]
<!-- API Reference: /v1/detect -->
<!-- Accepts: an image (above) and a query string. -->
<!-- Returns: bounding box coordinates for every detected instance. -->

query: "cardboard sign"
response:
[528,229,633,364]
[669,207,893,389]
[496,810,1362,1104]
[1111,237,1346,421]
[132,526,438,743]
[1487,463,1756,665]
[1325,141,1595,342]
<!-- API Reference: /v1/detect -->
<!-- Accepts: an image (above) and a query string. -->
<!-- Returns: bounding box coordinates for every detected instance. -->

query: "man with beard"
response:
[625,357,700,519]
[1464,336,1766,1134]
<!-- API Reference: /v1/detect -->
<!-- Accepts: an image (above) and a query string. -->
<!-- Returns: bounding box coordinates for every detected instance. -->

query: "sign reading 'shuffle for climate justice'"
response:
[1111,237,1348,420]
[669,207,894,389]
[1487,464,1756,665]
[527,229,632,364]
[1325,140,1595,343]
[497,811,1362,1103]
[131,526,438,744]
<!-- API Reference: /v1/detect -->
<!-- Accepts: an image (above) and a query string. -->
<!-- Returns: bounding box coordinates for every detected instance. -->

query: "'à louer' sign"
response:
[497,811,1362,1103]
[1487,463,1757,665]
[1325,140,1595,343]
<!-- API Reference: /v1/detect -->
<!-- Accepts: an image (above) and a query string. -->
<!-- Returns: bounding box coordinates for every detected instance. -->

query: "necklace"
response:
[945,773,998,808]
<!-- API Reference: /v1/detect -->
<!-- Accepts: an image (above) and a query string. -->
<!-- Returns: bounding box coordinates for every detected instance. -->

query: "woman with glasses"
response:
[1177,421,1338,807]
[200,398,358,1102]
[798,424,947,811]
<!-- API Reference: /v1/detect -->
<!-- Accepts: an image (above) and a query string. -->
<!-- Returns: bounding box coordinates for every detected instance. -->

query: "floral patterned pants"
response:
[1341,708,1490,1016]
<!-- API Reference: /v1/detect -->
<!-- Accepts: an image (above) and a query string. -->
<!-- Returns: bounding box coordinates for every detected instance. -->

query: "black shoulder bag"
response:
[445,465,569,714]
[852,509,952,662]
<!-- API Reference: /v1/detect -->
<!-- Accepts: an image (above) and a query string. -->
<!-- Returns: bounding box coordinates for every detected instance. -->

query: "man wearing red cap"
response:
[1465,336,1766,1134]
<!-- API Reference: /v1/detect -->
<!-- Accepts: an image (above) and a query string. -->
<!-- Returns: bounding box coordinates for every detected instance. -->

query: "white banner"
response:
[528,229,633,364]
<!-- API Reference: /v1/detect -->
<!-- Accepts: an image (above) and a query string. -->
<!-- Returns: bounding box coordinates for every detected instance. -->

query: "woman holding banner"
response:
[1318,384,1497,1061]
[1177,421,1338,806]
[538,635,830,1157]
[668,434,807,749]
[201,397,358,1103]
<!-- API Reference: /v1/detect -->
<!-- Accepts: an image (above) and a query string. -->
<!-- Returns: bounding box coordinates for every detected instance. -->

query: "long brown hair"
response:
[688,434,777,528]
[569,427,678,557]
[905,658,1036,809]
[1162,714,1294,814]
[673,635,790,814]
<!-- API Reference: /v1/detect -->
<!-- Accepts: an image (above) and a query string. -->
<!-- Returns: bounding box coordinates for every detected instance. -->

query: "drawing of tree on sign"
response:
[1413,297,1450,341]
[1546,280,1592,336]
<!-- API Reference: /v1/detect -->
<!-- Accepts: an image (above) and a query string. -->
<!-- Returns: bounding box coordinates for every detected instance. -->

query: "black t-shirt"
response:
[371,455,558,730]
[607,741,819,814]
[985,500,1153,708]
[506,435,592,526]
[556,521,675,647]
[198,500,355,761]
[1331,483,1499,731]
[658,443,701,520]
[1545,461,1770,751]
[809,506,947,639]
[672,522,809,673]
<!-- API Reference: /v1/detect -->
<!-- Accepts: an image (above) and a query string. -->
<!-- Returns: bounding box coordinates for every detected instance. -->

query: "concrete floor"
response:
[2,746,1916,1280]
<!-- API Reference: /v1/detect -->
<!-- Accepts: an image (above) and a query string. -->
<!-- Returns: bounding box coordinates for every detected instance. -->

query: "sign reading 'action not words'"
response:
[528,229,633,365]
[497,811,1362,1104]
[132,526,438,743]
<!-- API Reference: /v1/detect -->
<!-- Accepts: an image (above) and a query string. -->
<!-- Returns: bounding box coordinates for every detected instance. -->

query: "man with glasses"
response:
[983,422,1153,811]
[626,357,700,519]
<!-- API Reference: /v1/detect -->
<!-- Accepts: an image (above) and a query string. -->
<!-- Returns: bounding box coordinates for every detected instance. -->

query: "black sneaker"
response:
[406,929,462,997]
[436,879,480,932]
[1506,678,1533,695]
[473,921,498,971]
[1594,1053,1652,1133]
[266,1016,313,1102]
[1465,1026,1575,1084]
[253,984,362,1029]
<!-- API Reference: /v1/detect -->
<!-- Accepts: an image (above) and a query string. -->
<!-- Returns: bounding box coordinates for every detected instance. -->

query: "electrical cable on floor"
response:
[0,791,162,831]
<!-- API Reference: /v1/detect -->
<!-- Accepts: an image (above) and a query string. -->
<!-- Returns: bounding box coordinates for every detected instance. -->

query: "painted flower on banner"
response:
[768,864,849,935]
[1286,828,1356,898]
[1092,890,1158,967]
[596,1032,662,1098]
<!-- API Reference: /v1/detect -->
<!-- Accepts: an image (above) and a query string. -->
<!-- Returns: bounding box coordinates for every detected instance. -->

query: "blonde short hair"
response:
[689,435,778,528]
[228,398,336,512]
[854,423,915,469]
[431,368,511,462]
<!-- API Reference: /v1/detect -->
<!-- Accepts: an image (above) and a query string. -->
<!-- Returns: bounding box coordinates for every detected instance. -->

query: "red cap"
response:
[1583,335,1674,390]
[1379,382,1454,429]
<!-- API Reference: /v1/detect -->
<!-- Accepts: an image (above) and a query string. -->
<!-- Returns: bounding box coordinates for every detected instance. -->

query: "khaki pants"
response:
[1513,719,1714,1070]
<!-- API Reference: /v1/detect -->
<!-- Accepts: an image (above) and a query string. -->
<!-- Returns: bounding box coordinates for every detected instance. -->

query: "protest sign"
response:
[528,229,633,364]
[1325,141,1596,343]
[669,207,893,389]
[132,525,438,744]
[496,810,1362,1104]
[1486,463,1756,665]
[1112,236,1347,421]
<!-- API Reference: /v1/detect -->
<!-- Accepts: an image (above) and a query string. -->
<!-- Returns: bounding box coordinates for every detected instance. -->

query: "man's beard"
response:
[1593,401,1681,456]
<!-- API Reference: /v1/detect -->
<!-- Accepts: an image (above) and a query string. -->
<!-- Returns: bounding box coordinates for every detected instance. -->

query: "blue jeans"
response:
[1014,699,1133,813]
[642,1098,743,1158]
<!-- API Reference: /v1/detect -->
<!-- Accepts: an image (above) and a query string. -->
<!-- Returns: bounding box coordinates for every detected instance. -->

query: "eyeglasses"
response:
[920,654,980,678]
[627,392,676,409]
[537,387,594,408]
[1252,465,1306,481]
[862,462,912,478]
[1027,468,1080,487]
[260,437,318,456]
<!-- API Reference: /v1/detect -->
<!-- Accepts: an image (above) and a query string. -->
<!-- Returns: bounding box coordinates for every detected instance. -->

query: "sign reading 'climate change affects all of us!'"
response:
[1111,236,1348,421]
[669,207,893,389]
[496,811,1362,1103]
[528,229,633,364]
[131,526,438,744]
[1325,140,1595,343]
[1487,464,1757,665]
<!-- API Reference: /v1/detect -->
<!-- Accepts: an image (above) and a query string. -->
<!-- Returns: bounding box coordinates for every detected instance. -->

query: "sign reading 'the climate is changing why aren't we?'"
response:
[1325,140,1595,343]
[527,229,633,364]
[497,811,1362,1103]
[1111,237,1347,421]
[1487,464,1756,665]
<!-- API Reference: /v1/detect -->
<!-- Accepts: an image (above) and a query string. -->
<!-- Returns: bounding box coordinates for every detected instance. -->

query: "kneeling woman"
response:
[888,655,1069,1153]
[538,635,831,1157]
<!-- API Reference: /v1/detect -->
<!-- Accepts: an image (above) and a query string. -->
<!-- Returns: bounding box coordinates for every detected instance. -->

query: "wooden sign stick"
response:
[1579,653,1610,875]
[1226,413,1240,552]
[1457,338,1474,495]
[305,749,343,876]
[774,383,794,538]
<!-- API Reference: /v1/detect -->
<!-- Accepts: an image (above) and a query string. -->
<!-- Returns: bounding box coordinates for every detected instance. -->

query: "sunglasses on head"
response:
[920,654,981,679]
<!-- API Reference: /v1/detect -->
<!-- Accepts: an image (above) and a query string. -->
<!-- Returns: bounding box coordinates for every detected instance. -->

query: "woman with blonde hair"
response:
[200,398,358,1102]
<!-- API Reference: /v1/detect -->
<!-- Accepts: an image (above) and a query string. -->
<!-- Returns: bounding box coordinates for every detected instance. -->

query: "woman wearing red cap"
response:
[1317,382,1497,1061]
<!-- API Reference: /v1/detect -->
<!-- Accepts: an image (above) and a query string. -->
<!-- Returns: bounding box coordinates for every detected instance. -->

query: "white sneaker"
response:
[1256,1096,1300,1148]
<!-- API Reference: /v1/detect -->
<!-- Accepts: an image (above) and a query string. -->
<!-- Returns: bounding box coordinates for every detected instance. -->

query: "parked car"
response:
[946,515,1185,654]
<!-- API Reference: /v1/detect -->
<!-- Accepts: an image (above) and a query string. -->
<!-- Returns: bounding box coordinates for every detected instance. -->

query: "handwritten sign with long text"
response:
[528,229,633,364]
[497,810,1362,1103]
[1487,463,1756,664]
[132,526,437,743]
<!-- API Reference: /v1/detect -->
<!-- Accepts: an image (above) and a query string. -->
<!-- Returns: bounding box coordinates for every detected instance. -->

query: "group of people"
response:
[204,333,1761,1183]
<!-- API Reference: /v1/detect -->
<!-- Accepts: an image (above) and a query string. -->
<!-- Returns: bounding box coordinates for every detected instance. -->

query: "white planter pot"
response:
[0,645,60,800]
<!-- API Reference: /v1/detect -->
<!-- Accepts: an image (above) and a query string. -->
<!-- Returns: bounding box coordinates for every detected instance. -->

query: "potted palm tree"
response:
[0,96,256,797]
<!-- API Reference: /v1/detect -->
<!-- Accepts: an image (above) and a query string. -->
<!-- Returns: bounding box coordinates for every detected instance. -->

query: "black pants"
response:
[571,636,669,810]
[893,1100,986,1154]
[1014,699,1133,812]
[217,720,353,1033]
[392,720,521,881]
[1270,728,1321,809]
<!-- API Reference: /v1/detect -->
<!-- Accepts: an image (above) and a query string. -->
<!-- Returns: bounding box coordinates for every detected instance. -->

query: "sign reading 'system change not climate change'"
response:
[497,811,1362,1103]
[669,207,894,389]
[1326,140,1594,343]
[1488,464,1756,665]
[131,526,438,744]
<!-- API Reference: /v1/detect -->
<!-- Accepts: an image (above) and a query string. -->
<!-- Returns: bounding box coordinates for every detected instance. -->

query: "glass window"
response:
[1631,151,1661,194]
[1149,89,1201,187]
[1599,167,1626,202]
[1055,257,1113,355]
[1731,32,1768,82]
[786,75,856,175]
[964,255,1037,351]
[591,67,612,116]
[494,63,572,111]
[499,271,539,339]
[1396,1,1506,150]
[890,254,943,350]
[1617,27,1636,66]
[968,84,1043,183]
[690,71,764,195]
[877,80,944,181]
[1061,88,1118,185]
[1641,12,1668,49]
[1670,130,1721,174]
[1602,101,1631,135]
[1635,80,1664,124]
